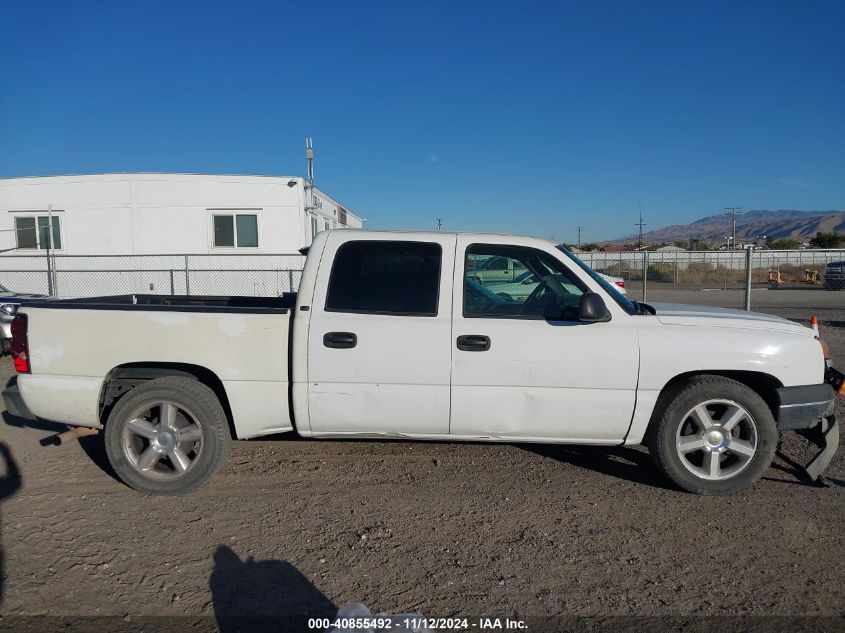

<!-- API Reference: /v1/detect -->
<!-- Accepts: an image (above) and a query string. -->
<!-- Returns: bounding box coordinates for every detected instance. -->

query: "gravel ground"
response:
[0,289,843,631]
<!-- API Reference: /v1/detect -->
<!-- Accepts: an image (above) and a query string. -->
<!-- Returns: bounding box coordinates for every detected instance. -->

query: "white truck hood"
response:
[649,302,814,336]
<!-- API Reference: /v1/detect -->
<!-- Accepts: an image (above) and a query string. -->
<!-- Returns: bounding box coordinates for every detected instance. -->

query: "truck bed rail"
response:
[19,293,296,314]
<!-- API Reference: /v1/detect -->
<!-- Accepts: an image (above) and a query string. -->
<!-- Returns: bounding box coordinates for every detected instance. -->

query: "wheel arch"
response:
[98,362,236,440]
[648,370,783,437]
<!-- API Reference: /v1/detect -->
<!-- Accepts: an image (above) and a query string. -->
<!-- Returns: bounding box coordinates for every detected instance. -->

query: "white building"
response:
[0,173,363,256]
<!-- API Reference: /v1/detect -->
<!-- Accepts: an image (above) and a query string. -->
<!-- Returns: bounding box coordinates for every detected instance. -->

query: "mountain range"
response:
[609,210,845,245]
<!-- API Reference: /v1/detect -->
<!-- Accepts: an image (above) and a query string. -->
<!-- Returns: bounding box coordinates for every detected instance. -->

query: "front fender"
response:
[625,322,823,445]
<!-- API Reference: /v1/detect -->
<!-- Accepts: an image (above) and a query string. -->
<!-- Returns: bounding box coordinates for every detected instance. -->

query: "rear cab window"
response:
[325,240,442,316]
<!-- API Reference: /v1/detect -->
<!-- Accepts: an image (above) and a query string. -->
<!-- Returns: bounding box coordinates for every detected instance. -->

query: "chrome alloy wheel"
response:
[120,401,204,479]
[675,399,758,481]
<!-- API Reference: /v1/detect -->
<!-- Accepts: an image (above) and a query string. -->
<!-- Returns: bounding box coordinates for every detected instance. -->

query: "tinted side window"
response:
[464,244,586,320]
[325,240,441,316]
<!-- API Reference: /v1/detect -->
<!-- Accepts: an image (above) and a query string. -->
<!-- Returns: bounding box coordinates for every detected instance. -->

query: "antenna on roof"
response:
[305,137,314,186]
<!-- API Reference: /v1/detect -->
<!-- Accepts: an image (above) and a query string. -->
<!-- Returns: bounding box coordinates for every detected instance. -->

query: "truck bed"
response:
[16,294,295,438]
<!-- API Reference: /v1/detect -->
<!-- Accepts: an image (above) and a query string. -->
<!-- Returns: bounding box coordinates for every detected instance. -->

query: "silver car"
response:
[0,284,47,354]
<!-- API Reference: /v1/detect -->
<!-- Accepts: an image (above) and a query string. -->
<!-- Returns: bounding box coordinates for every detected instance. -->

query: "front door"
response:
[450,238,639,442]
[307,234,456,435]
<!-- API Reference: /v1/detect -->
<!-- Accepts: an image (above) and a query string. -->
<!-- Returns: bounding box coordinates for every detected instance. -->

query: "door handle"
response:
[323,332,357,349]
[456,334,491,352]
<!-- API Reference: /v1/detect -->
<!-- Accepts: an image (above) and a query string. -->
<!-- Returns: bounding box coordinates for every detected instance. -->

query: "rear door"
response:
[307,233,456,435]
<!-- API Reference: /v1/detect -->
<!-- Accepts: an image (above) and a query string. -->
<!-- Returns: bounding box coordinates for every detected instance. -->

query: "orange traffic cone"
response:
[810,315,819,335]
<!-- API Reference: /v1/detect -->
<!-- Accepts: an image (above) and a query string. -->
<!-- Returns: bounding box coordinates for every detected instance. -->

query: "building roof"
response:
[0,172,362,222]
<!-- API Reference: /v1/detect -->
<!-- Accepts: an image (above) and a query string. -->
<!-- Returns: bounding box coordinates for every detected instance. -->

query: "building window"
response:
[213,213,258,248]
[310,216,318,240]
[16,215,62,250]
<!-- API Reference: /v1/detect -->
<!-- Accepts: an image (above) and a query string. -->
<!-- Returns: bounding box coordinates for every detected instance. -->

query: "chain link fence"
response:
[578,249,845,300]
[0,249,842,311]
[0,253,306,298]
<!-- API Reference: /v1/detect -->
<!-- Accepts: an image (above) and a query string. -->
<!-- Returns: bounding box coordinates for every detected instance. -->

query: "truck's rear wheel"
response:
[647,376,777,494]
[104,376,230,495]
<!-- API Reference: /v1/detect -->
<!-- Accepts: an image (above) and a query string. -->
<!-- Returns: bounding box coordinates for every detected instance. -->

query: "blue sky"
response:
[1,1,843,242]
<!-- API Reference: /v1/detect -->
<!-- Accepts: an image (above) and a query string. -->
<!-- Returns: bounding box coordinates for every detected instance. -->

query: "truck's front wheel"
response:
[104,376,230,495]
[648,376,777,494]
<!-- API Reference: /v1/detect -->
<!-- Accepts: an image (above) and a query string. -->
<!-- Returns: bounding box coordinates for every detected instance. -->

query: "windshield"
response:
[556,247,638,314]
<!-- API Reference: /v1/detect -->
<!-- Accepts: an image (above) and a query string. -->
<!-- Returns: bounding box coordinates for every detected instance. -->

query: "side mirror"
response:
[578,292,611,323]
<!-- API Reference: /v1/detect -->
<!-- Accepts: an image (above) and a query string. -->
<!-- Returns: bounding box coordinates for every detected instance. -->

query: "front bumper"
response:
[774,369,842,482]
[775,383,834,431]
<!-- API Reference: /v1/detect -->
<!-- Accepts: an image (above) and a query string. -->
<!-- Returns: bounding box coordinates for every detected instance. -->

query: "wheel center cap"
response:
[706,430,725,447]
[156,430,176,450]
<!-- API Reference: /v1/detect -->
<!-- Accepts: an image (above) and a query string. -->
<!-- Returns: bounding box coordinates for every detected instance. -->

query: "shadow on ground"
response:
[0,443,22,607]
[210,545,335,633]
[521,443,677,491]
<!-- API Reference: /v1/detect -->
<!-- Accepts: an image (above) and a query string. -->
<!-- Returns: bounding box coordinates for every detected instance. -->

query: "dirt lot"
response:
[0,289,843,631]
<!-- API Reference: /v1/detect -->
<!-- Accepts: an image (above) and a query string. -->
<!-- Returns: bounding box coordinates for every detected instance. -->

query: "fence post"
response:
[673,256,678,288]
[641,250,648,302]
[744,246,753,311]
[169,269,175,295]
[184,255,190,295]
[46,252,54,297]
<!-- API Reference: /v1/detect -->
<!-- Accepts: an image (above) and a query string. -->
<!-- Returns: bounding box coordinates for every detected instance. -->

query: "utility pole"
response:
[576,226,583,247]
[435,218,442,231]
[725,207,741,250]
[635,212,647,249]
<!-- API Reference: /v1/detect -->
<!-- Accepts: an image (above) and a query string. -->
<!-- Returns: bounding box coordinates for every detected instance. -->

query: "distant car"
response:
[0,284,47,355]
[467,255,527,284]
[487,270,627,302]
[824,261,845,290]
[601,273,627,295]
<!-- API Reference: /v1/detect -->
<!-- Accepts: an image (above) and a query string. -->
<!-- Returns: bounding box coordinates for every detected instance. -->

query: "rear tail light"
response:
[615,280,625,288]
[10,313,29,373]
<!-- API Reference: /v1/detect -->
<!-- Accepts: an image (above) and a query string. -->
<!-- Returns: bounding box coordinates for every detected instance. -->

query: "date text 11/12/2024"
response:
[313,616,529,631]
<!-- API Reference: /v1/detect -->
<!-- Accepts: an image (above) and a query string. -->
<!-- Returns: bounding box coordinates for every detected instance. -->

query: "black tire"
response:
[104,376,231,495]
[646,375,777,494]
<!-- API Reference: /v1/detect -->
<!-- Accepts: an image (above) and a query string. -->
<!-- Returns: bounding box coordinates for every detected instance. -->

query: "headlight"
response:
[0,304,18,316]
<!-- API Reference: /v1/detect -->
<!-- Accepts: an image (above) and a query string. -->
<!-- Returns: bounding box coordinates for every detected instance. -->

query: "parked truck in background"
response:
[5,231,842,495]
[825,260,845,290]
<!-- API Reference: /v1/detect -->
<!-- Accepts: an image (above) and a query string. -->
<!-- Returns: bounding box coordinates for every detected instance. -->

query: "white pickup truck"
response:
[6,231,842,495]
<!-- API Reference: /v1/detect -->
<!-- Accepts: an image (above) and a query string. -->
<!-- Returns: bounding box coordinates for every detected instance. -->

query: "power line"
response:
[635,211,647,249]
